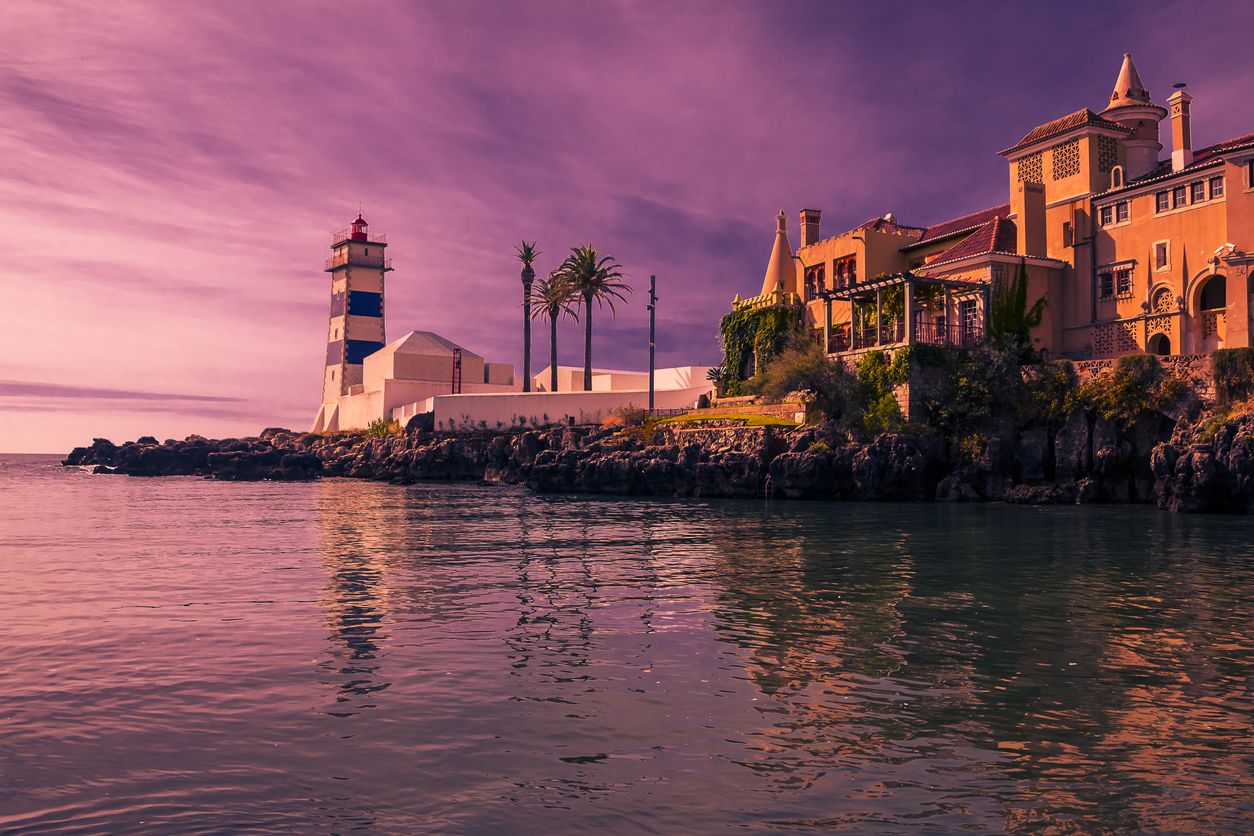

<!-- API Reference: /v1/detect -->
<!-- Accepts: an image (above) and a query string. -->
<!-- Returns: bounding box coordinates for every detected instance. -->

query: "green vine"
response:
[714,306,800,393]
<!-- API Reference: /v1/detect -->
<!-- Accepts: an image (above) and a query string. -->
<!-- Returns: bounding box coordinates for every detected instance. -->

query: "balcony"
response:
[330,228,389,248]
[325,252,394,272]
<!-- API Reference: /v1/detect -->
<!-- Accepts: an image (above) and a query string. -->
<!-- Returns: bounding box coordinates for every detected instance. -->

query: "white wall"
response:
[421,384,714,431]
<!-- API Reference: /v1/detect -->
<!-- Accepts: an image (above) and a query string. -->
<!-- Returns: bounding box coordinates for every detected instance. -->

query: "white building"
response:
[311,217,714,432]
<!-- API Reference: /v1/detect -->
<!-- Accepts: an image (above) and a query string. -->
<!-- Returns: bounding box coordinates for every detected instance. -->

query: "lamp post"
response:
[648,275,657,411]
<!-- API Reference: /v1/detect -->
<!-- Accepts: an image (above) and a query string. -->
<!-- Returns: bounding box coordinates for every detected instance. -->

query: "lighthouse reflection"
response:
[315,481,397,714]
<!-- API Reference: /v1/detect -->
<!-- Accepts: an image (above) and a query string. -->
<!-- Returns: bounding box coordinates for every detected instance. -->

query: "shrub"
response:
[1212,347,1254,404]
[1018,359,1079,429]
[602,403,649,429]
[744,332,854,420]
[1080,353,1186,426]
[365,418,400,437]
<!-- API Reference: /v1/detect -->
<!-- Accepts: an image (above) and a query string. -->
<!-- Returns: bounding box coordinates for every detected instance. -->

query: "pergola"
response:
[818,272,989,354]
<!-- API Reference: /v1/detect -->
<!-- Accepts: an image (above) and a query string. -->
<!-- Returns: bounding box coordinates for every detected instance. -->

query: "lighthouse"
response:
[320,215,393,405]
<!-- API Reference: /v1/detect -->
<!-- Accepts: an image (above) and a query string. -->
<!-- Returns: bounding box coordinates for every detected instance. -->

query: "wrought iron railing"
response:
[325,253,392,271]
[828,321,985,353]
[915,322,984,347]
[330,229,389,247]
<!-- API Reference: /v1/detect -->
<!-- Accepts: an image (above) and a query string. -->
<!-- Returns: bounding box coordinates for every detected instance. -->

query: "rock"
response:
[1054,410,1090,480]
[1016,429,1049,482]
[770,451,836,499]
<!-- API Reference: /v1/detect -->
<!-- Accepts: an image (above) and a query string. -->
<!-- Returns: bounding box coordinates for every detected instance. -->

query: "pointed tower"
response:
[321,215,393,405]
[759,210,798,298]
[1099,53,1168,181]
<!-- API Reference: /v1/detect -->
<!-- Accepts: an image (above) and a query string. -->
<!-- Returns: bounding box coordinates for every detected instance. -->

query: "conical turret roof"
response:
[1107,53,1153,109]
[759,210,797,298]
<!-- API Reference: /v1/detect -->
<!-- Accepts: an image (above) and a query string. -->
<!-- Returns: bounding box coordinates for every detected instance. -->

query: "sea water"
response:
[2,453,1253,834]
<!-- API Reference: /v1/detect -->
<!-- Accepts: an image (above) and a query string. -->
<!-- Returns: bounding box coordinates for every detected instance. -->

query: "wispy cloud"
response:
[2,0,1252,451]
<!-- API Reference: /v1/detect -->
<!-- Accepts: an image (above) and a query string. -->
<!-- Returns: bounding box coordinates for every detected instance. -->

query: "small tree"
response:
[987,258,1047,358]
[745,332,853,420]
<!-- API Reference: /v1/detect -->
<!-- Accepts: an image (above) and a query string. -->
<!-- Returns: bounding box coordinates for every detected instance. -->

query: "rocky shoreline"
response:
[61,410,1254,514]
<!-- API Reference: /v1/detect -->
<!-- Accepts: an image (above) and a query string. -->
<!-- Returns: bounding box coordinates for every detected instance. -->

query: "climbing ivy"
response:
[714,306,801,393]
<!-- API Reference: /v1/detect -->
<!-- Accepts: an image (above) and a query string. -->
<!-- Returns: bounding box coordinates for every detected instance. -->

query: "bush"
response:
[1018,359,1079,429]
[1080,353,1186,426]
[602,403,649,429]
[365,418,400,437]
[1212,347,1254,404]
[744,333,853,420]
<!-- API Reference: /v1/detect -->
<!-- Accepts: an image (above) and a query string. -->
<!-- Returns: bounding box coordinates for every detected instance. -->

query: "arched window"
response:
[1200,276,1227,311]
[1148,333,1171,356]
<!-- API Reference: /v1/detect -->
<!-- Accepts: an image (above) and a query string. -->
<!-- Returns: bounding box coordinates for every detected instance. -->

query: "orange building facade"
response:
[735,54,1254,361]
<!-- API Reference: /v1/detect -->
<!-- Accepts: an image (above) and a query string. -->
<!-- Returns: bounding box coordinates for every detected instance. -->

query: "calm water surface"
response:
[2,454,1254,834]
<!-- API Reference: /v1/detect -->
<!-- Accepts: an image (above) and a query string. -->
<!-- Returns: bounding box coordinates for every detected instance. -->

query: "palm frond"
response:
[514,240,541,266]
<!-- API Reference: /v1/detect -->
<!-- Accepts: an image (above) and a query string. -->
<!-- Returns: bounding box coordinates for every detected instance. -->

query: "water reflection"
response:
[316,485,394,714]
[304,480,1254,833]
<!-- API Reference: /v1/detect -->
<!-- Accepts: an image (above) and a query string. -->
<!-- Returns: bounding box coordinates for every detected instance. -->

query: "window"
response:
[1191,181,1206,203]
[1100,272,1115,299]
[1116,268,1132,297]
[1099,206,1113,226]
[959,299,978,342]
[1172,185,1189,208]
[1156,191,1170,213]
[331,370,336,380]
[1063,221,1072,247]
[1211,177,1224,199]
[804,264,825,300]
[1155,242,1169,269]
[1116,202,1128,222]
[835,257,857,286]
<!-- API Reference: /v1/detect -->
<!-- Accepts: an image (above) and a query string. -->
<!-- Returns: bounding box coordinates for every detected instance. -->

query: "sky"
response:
[3,0,1253,453]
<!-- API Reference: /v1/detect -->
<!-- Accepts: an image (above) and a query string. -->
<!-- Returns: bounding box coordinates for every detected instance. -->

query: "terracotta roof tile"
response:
[1122,132,1254,188]
[854,216,926,237]
[999,108,1130,156]
[921,218,1020,269]
[901,204,1011,251]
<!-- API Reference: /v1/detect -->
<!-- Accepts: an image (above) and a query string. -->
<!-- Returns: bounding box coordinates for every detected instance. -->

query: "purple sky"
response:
[4,0,1253,452]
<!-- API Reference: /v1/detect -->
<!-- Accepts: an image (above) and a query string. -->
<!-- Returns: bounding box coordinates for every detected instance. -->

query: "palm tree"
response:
[556,245,631,391]
[515,241,541,392]
[527,271,580,392]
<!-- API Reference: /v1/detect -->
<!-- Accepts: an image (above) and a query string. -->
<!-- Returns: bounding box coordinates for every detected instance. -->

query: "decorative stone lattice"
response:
[1152,287,1174,313]
[1097,135,1119,174]
[1052,139,1080,180]
[1203,311,1225,339]
[1118,321,1139,353]
[1147,315,1172,337]
[1094,323,1114,355]
[1017,152,1043,183]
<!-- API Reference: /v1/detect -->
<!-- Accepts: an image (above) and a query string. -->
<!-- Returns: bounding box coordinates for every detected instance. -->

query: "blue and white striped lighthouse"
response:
[321,215,394,405]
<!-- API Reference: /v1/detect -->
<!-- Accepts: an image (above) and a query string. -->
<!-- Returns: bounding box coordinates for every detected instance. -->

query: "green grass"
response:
[657,413,799,428]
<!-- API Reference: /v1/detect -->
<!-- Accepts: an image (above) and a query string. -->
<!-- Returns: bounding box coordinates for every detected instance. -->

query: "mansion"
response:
[735,54,1254,362]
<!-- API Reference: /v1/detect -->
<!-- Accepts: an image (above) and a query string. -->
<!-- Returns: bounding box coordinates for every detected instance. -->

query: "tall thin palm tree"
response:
[556,245,631,391]
[515,241,541,392]
[527,271,580,392]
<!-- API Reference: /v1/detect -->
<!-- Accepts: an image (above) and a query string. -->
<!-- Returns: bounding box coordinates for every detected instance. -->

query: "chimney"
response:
[800,209,821,247]
[1012,181,1046,257]
[1168,88,1193,171]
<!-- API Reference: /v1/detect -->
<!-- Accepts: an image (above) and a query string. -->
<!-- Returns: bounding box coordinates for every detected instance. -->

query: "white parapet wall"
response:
[394,383,715,431]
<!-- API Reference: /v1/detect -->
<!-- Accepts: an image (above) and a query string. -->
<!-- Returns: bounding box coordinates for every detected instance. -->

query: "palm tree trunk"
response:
[550,315,559,392]
[584,295,593,391]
